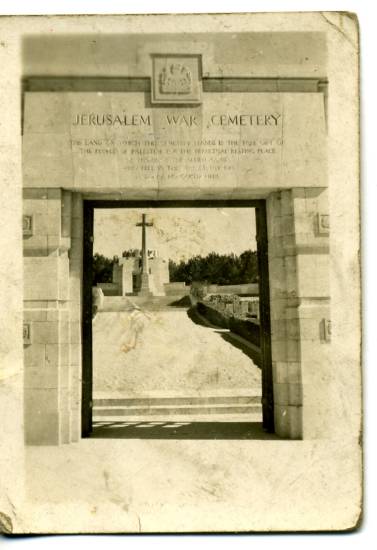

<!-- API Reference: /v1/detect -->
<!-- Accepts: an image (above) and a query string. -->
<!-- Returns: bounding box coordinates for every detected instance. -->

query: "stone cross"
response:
[136,213,153,275]
[135,214,154,296]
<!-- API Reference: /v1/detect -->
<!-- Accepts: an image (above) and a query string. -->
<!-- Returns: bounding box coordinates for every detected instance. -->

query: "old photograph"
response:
[0,11,361,534]
[89,205,269,439]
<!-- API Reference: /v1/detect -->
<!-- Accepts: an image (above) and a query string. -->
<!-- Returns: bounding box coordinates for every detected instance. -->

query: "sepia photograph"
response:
[89,205,266,439]
[0,9,362,536]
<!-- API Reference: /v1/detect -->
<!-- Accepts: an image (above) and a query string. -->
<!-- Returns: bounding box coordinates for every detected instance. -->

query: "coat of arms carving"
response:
[159,63,192,95]
[151,55,202,104]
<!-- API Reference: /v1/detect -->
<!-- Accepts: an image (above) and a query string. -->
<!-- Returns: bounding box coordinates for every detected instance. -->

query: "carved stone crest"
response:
[159,63,192,95]
[152,55,202,104]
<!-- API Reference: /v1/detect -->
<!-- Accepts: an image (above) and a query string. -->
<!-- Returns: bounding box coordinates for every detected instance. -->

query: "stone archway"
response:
[22,52,329,444]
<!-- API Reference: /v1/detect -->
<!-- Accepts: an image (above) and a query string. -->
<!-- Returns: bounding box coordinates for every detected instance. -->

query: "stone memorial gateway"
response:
[22,31,329,445]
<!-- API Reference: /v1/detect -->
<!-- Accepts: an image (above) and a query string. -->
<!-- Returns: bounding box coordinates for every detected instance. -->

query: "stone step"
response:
[93,414,263,425]
[93,404,262,417]
[93,395,261,407]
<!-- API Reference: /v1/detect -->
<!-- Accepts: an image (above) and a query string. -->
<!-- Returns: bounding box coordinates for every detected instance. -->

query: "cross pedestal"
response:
[138,272,153,297]
[136,213,154,296]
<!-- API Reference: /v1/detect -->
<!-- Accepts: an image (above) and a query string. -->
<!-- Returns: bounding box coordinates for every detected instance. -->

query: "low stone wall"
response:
[207,283,259,296]
[197,302,230,329]
[164,282,190,296]
[97,282,120,296]
[202,292,259,320]
[197,302,261,349]
[229,317,260,348]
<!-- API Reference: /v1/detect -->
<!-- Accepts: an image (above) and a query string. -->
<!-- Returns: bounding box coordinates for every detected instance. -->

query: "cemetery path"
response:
[93,306,261,396]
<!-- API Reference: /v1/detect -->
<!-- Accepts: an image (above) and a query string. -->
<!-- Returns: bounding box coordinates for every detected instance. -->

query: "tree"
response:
[169,250,258,285]
[92,253,114,285]
[240,250,259,283]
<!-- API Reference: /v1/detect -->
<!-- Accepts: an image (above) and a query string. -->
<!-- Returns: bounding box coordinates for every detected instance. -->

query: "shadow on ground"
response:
[187,306,217,328]
[216,331,261,367]
[187,306,261,367]
[90,421,277,440]
[168,295,192,308]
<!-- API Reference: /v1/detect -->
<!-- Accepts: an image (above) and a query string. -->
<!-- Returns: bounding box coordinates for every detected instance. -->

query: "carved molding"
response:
[23,323,32,345]
[316,213,330,236]
[320,318,331,342]
[23,215,33,237]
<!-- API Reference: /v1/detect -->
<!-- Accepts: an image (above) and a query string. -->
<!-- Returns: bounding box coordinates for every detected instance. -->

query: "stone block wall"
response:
[119,259,134,295]
[267,188,330,439]
[97,282,120,296]
[23,188,83,444]
[22,186,330,443]
[69,193,83,442]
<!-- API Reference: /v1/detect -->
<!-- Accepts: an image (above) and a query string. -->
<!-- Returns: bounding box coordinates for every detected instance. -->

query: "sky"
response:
[94,207,256,263]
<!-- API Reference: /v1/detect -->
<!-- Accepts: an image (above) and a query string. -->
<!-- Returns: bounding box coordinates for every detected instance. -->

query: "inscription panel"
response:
[23,91,327,192]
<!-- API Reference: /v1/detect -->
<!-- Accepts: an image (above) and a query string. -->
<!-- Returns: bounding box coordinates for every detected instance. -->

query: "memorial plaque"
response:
[22,90,327,193]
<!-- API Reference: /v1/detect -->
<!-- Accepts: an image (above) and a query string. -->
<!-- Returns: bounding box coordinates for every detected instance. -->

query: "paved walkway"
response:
[93,303,261,397]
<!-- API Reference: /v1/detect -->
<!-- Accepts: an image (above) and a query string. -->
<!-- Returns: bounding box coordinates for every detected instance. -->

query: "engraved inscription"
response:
[70,136,283,183]
[71,112,281,127]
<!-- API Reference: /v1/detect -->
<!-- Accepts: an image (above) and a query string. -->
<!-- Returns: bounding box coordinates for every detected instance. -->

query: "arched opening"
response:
[82,200,274,439]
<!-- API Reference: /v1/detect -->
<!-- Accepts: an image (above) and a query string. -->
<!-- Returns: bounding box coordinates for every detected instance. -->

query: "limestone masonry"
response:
[22,31,329,444]
[109,248,169,297]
